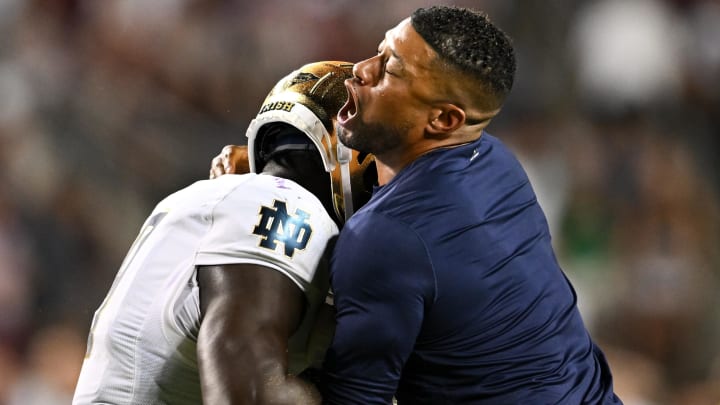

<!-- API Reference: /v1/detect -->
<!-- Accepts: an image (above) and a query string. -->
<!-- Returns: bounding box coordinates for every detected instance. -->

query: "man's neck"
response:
[375,133,481,185]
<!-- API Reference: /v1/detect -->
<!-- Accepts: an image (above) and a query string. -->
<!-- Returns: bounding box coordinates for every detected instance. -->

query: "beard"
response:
[337,117,410,156]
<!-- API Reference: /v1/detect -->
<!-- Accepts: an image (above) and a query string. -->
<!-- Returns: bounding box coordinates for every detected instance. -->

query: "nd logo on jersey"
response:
[253,200,312,258]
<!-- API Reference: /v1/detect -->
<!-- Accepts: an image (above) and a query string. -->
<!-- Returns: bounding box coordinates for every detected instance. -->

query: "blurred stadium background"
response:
[0,0,718,403]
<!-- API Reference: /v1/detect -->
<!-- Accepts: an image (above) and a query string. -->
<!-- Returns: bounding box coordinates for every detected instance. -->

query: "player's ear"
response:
[426,104,465,137]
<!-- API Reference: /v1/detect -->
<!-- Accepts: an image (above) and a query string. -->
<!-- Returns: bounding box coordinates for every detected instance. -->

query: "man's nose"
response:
[352,55,379,86]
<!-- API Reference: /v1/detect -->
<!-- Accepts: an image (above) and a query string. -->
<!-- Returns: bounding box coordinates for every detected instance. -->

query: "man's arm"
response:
[197,263,321,404]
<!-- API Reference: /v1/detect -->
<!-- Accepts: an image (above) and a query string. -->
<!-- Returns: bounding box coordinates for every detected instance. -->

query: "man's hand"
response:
[209,145,250,178]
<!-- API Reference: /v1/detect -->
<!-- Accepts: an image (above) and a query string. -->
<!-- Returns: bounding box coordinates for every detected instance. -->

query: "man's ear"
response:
[426,104,465,137]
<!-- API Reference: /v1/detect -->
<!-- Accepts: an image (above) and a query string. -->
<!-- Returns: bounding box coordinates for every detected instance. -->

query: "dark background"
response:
[0,0,718,403]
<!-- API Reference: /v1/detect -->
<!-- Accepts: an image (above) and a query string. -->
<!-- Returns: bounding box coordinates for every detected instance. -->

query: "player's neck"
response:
[262,156,337,223]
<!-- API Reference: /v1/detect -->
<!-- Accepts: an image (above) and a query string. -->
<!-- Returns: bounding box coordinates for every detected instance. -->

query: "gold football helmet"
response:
[246,61,376,223]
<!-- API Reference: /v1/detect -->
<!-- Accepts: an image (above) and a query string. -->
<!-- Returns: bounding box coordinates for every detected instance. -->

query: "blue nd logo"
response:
[253,200,313,258]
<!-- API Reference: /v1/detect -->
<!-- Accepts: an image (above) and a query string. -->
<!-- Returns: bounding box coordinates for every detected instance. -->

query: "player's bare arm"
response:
[197,264,321,404]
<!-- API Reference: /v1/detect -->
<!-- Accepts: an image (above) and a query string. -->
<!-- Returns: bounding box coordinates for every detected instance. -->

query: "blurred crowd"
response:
[0,0,718,404]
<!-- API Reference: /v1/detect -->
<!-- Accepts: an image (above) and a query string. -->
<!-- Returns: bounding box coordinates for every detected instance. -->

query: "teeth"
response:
[339,97,355,123]
[346,95,357,118]
[349,99,357,116]
[338,83,357,124]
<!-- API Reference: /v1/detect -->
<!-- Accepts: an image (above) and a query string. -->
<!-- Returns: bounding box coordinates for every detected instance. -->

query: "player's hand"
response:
[209,145,250,178]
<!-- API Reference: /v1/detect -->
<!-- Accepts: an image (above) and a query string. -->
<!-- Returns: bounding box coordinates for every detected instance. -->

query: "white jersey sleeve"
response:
[195,174,338,292]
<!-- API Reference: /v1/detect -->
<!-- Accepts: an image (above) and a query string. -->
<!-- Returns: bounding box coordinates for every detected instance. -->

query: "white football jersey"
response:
[72,173,339,405]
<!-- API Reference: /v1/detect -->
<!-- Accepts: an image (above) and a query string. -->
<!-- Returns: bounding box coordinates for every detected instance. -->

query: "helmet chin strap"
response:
[336,143,354,221]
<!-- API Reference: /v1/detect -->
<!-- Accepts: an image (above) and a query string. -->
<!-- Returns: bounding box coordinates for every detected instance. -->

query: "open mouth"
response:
[337,80,357,126]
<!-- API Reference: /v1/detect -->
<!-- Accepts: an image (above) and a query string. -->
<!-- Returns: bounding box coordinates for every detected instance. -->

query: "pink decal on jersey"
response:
[274,178,291,190]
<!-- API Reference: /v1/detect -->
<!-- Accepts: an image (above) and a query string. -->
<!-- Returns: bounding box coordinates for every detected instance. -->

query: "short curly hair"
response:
[411,6,516,105]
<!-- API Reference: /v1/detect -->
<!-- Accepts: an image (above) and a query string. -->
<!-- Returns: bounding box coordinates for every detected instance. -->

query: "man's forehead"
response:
[384,18,413,45]
[382,18,436,71]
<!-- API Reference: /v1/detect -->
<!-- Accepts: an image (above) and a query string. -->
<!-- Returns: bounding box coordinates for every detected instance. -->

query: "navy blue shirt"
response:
[320,134,621,404]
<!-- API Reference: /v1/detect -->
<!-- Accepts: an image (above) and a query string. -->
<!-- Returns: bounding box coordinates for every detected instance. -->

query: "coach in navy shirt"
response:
[320,6,622,404]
